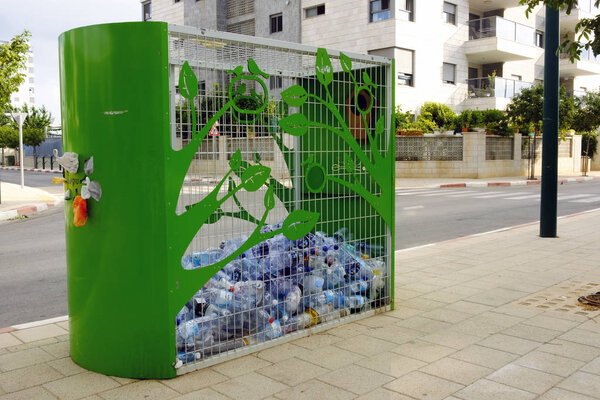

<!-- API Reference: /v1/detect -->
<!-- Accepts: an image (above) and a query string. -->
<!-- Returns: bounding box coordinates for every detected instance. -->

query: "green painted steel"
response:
[60,22,395,378]
[60,22,174,378]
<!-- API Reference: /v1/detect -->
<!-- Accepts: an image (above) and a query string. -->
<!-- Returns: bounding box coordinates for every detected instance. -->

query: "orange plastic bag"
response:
[73,195,88,227]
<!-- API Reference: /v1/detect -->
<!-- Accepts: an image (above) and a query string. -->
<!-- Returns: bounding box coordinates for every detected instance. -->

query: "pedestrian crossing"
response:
[395,187,600,203]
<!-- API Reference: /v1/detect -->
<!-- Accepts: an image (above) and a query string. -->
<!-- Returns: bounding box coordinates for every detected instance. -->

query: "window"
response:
[305,4,325,18]
[174,0,180,3]
[370,0,390,22]
[536,30,544,48]
[29,87,34,94]
[29,97,35,103]
[442,62,456,84]
[397,48,414,86]
[511,74,522,81]
[270,76,283,90]
[270,13,283,33]
[29,78,34,84]
[142,1,151,21]
[28,67,34,74]
[443,2,457,25]
[398,0,414,21]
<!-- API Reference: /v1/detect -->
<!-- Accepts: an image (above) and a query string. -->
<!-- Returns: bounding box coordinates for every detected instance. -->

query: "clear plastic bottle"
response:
[345,295,366,309]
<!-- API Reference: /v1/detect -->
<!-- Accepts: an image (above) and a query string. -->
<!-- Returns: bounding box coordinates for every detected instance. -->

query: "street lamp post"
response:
[5,112,27,188]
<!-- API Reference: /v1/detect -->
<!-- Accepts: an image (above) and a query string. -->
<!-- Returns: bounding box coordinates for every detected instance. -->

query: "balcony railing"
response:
[467,77,533,98]
[468,16,536,46]
[560,47,600,63]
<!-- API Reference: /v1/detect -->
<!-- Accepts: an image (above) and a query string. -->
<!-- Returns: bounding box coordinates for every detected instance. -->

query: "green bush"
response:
[483,109,505,125]
[420,102,456,130]
[394,105,413,131]
[580,132,598,157]
[471,110,484,127]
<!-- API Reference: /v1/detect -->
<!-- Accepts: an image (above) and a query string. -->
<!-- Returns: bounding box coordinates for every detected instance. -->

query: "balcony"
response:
[561,1,600,33]
[463,76,533,110]
[467,0,520,12]
[560,48,600,76]
[465,17,540,64]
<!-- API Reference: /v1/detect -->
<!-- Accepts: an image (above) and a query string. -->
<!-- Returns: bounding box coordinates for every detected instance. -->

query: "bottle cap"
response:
[310,248,316,255]
[269,317,274,323]
[333,245,339,250]
[322,246,328,252]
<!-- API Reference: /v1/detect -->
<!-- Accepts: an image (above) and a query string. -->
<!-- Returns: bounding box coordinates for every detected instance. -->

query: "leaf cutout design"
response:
[316,48,333,87]
[264,185,275,210]
[362,71,378,89]
[340,52,352,73]
[375,116,385,137]
[281,85,308,107]
[179,61,198,99]
[278,113,308,136]
[248,58,269,78]
[241,165,271,191]
[282,209,319,240]
[229,149,242,170]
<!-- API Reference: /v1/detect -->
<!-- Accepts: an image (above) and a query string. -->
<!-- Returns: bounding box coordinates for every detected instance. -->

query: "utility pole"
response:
[540,5,559,237]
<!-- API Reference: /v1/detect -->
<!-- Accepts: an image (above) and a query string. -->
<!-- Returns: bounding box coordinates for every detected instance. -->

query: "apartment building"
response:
[1,41,35,109]
[142,0,600,113]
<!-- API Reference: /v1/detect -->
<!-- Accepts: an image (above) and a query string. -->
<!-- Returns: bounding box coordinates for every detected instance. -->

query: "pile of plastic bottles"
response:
[175,224,387,366]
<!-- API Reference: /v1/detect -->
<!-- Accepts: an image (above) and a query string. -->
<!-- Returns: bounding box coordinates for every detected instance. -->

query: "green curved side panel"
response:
[59,22,174,378]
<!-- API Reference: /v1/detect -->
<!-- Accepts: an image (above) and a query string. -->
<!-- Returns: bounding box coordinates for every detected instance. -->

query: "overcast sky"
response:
[0,0,141,125]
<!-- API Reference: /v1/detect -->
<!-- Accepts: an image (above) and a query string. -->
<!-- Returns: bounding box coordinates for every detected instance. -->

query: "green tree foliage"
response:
[571,91,600,132]
[420,102,456,129]
[0,125,18,149]
[1,104,52,149]
[580,132,598,157]
[506,84,575,132]
[0,30,31,113]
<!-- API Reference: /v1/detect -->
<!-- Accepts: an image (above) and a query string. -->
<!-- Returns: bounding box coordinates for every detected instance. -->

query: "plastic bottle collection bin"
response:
[59,21,395,379]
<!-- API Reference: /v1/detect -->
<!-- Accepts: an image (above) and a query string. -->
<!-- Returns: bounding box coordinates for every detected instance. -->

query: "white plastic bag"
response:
[53,149,79,173]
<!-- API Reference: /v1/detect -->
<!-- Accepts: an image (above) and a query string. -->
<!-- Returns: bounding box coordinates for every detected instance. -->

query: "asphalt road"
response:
[1,171,600,327]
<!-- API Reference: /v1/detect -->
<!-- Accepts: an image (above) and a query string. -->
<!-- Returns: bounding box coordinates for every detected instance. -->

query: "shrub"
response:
[420,102,456,130]
[580,132,598,157]
[483,109,505,125]
[471,110,484,127]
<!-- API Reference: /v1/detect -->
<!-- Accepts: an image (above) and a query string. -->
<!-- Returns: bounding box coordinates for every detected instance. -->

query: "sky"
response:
[0,0,141,125]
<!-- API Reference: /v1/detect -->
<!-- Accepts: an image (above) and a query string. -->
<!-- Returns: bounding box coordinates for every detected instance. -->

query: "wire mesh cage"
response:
[167,25,395,371]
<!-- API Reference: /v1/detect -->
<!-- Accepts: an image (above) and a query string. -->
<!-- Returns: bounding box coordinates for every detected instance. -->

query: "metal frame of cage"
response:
[168,25,396,374]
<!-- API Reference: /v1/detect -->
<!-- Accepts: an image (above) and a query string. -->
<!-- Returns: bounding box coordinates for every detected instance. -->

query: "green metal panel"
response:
[59,22,174,378]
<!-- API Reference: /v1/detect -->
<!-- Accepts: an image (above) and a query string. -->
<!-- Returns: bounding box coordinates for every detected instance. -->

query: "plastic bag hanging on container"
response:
[73,195,88,227]
[53,149,79,173]
[81,177,102,202]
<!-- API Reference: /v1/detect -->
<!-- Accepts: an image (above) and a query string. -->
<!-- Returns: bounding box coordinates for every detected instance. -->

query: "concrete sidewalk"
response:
[0,181,62,221]
[1,210,600,399]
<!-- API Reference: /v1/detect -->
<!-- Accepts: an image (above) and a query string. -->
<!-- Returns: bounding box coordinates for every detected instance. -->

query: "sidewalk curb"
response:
[0,315,69,334]
[0,198,63,222]
[411,176,599,189]
[0,166,62,174]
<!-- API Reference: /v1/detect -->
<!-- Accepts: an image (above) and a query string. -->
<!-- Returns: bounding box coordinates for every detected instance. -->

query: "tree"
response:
[3,104,53,149]
[0,125,18,149]
[571,91,600,132]
[520,0,600,60]
[0,30,31,113]
[506,84,575,132]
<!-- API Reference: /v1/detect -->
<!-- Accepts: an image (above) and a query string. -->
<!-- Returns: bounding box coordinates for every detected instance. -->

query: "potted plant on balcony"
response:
[456,109,473,132]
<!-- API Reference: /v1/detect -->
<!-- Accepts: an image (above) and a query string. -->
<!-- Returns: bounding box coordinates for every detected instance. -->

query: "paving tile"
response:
[446,319,504,338]
[99,381,179,400]
[523,315,580,332]
[294,345,363,370]
[450,345,518,369]
[110,376,137,385]
[0,386,58,400]
[324,323,370,339]
[11,325,68,344]
[256,343,306,363]
[354,388,415,400]
[501,323,562,343]
[581,356,600,375]
[291,333,341,350]
[46,358,87,377]
[559,329,600,348]
[356,315,400,328]
[0,363,63,393]
[466,311,524,329]
[391,340,456,363]
[0,336,21,351]
[384,306,423,320]
[420,330,481,350]
[557,371,600,398]
[274,379,354,400]
[212,372,288,400]
[476,333,540,355]
[0,348,55,372]
[466,288,529,307]
[398,298,446,312]
[453,379,537,400]
[43,372,120,400]
[538,339,600,362]
[319,364,394,395]
[537,388,598,400]
[421,309,472,324]
[55,322,69,332]
[384,371,463,400]
[486,364,562,394]
[368,325,423,345]
[514,351,585,377]
[171,387,230,400]
[578,319,600,334]
[41,342,70,359]
[443,301,492,315]
[493,303,543,318]
[161,368,228,394]
[419,357,492,385]
[361,352,426,378]
[211,355,271,378]
[256,357,328,387]
[395,316,452,333]
[333,334,396,356]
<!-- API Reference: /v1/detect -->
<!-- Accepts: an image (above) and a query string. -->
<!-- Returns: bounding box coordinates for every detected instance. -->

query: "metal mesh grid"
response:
[168,25,393,369]
[485,136,514,160]
[395,136,463,161]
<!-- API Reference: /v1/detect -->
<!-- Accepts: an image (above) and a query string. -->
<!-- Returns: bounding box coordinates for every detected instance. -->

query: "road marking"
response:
[570,196,600,203]
[395,189,433,195]
[556,194,594,201]
[402,205,424,210]
[418,190,466,197]
[505,194,540,200]
[445,191,479,197]
[473,191,526,199]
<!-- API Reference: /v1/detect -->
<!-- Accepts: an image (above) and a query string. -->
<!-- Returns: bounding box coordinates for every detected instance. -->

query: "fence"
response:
[486,136,514,160]
[395,136,463,161]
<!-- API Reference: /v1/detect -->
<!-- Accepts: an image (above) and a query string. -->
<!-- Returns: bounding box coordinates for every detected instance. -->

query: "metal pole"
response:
[18,116,24,189]
[540,6,560,237]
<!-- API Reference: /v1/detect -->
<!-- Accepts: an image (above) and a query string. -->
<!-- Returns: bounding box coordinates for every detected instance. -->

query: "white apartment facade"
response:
[1,41,35,109]
[143,0,600,113]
